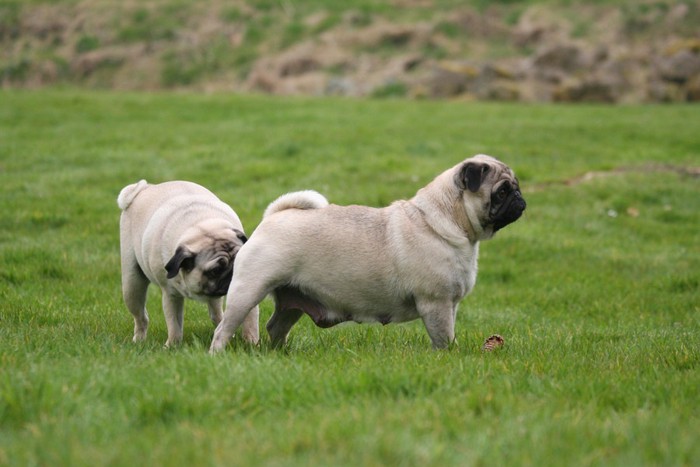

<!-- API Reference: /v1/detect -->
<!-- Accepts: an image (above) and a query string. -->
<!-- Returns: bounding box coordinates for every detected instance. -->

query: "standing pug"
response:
[210,154,525,353]
[118,180,258,347]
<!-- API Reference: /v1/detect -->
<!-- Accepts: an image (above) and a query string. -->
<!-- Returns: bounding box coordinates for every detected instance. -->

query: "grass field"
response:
[1,90,699,466]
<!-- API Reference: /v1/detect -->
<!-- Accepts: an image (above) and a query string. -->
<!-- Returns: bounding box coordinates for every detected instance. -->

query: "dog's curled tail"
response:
[117,180,149,211]
[263,190,329,218]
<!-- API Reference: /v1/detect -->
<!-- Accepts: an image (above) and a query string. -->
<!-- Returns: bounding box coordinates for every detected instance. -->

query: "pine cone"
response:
[482,334,504,352]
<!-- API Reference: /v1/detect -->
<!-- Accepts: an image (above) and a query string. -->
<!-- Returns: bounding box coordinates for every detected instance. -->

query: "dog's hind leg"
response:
[240,304,260,344]
[209,297,258,344]
[266,306,304,348]
[267,285,327,347]
[121,258,150,343]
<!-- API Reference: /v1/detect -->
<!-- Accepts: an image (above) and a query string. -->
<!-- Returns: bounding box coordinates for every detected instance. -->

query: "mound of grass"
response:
[0,90,699,465]
[4,0,700,96]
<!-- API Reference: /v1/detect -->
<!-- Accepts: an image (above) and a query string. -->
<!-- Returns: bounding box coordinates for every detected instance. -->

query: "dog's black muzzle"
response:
[492,191,526,232]
[208,268,234,297]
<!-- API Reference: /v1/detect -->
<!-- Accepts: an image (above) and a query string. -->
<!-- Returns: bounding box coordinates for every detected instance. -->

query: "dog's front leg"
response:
[206,297,224,326]
[162,294,185,347]
[417,299,456,349]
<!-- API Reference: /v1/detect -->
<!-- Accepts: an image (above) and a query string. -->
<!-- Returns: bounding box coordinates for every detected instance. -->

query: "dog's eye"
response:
[207,261,228,277]
[496,187,508,201]
[207,266,223,277]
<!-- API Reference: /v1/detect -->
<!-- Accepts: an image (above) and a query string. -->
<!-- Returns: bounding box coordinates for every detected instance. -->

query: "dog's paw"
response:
[132,332,147,343]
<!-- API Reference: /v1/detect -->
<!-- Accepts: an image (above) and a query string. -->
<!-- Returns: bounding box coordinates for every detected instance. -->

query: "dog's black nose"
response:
[493,193,526,232]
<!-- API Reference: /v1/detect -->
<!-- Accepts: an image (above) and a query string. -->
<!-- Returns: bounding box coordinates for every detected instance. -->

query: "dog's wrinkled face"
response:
[165,228,247,297]
[454,155,526,235]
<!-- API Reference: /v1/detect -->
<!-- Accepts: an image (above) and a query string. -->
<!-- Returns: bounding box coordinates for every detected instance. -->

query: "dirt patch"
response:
[565,164,700,185]
[526,164,700,193]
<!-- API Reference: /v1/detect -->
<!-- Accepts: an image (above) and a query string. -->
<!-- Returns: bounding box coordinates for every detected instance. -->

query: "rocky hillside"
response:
[2,0,699,102]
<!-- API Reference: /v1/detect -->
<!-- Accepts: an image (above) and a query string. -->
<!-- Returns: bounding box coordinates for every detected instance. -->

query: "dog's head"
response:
[164,220,247,297]
[454,154,526,238]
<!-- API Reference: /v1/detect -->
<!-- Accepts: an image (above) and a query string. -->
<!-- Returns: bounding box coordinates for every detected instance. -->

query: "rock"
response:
[469,62,522,100]
[533,43,587,72]
[647,80,685,102]
[279,57,321,77]
[325,77,357,96]
[423,59,525,100]
[482,62,521,81]
[246,41,351,94]
[686,75,700,101]
[426,61,479,97]
[303,12,329,29]
[21,5,68,40]
[664,38,700,55]
[513,5,571,48]
[447,9,507,39]
[358,21,433,49]
[596,53,649,103]
[37,60,59,83]
[655,48,700,84]
[516,78,556,102]
[481,80,521,101]
[70,49,125,78]
[278,72,327,96]
[665,3,690,25]
[246,69,277,93]
[342,10,371,28]
[5,2,700,103]
[553,77,617,103]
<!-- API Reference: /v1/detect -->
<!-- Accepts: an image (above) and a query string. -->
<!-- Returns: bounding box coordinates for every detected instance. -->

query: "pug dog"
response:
[118,180,258,347]
[209,155,525,353]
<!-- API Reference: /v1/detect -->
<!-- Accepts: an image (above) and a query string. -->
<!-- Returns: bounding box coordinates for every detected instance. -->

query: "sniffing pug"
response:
[209,155,525,353]
[118,180,258,347]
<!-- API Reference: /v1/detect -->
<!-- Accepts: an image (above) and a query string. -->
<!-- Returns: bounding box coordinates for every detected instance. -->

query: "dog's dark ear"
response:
[165,246,195,279]
[456,162,490,193]
[233,229,247,244]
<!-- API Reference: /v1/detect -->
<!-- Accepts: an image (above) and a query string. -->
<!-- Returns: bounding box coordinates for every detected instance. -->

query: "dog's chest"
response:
[413,241,479,302]
[454,249,478,298]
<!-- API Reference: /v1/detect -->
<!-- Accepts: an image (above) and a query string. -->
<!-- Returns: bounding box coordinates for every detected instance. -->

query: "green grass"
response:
[1,90,699,466]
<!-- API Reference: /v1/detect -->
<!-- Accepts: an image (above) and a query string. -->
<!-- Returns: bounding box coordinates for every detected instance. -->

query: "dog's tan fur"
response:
[118,180,258,347]
[210,155,525,352]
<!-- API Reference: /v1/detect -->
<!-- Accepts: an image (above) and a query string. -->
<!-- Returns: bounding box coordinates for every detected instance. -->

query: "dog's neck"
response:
[411,174,480,246]
[453,196,481,242]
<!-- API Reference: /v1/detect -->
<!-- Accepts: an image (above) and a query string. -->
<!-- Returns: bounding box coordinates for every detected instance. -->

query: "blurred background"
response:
[2,0,699,103]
